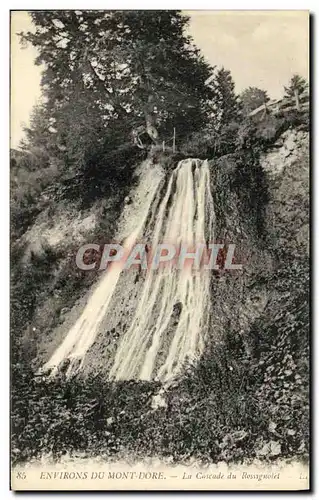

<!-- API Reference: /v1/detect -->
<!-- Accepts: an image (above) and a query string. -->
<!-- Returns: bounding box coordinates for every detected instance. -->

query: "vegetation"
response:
[20,11,214,151]
[11,10,309,466]
[12,256,309,466]
[240,87,270,116]
[284,74,309,111]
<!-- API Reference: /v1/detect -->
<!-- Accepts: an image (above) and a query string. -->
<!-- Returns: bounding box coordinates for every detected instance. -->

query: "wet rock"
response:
[151,390,167,410]
[173,301,182,316]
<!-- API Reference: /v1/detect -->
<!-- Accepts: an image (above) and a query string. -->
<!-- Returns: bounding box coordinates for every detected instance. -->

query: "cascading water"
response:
[41,160,164,378]
[110,159,215,382]
[42,159,215,383]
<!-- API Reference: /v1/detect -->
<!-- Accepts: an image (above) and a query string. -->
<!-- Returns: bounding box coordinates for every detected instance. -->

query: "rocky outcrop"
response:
[261,129,309,180]
[262,129,309,257]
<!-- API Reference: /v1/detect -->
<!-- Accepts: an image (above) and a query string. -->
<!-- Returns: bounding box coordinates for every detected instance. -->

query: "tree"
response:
[284,74,308,111]
[20,11,214,150]
[239,87,270,116]
[208,67,241,131]
[204,67,241,155]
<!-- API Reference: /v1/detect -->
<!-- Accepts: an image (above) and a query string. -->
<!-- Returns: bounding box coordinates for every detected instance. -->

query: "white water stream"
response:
[42,159,215,382]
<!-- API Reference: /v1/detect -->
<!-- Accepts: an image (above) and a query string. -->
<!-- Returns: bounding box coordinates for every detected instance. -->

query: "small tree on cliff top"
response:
[209,67,241,131]
[284,74,308,111]
[205,67,241,155]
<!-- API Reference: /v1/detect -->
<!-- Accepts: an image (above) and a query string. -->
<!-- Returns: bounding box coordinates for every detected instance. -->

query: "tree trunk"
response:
[141,90,159,145]
[144,112,160,145]
[294,88,301,111]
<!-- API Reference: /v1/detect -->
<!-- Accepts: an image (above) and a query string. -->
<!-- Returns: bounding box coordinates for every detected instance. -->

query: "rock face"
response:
[262,129,309,257]
[261,129,308,179]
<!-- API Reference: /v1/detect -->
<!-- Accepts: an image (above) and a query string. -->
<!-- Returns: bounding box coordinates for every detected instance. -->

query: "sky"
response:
[11,10,309,149]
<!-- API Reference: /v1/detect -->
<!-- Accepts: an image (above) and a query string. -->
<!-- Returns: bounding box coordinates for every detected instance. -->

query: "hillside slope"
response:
[11,126,309,465]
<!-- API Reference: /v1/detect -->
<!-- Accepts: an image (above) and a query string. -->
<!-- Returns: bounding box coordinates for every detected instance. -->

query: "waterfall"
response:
[41,160,164,378]
[42,159,215,383]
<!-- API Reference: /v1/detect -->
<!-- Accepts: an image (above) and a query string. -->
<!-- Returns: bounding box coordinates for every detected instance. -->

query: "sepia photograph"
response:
[10,9,310,491]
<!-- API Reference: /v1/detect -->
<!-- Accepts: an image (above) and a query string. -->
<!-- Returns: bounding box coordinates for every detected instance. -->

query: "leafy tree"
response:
[20,11,214,150]
[284,74,308,111]
[240,87,270,116]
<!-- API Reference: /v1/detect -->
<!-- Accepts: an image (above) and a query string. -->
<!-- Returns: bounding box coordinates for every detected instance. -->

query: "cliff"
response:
[11,126,309,464]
